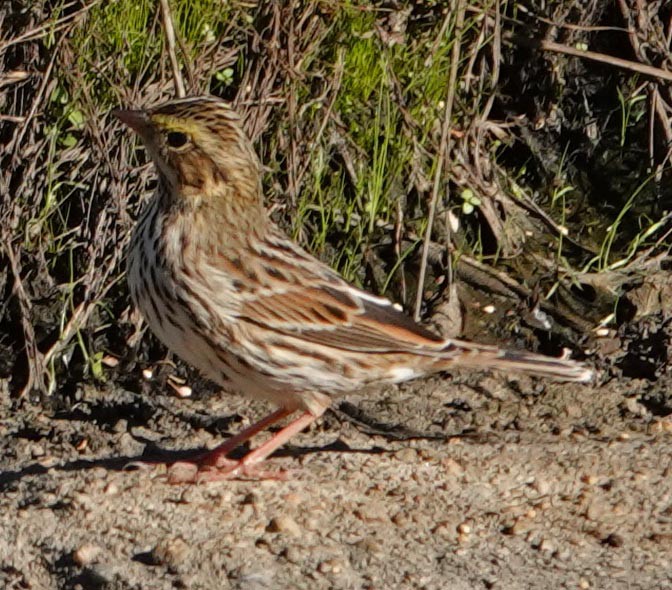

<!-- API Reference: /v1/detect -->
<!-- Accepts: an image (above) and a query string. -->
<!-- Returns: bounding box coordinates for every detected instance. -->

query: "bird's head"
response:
[114,96,263,213]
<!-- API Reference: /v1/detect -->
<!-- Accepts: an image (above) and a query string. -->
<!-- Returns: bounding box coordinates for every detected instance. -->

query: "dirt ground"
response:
[2,364,672,590]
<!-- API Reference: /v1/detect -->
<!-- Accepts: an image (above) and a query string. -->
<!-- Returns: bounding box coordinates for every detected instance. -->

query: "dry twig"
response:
[540,40,672,83]
[159,0,186,98]
[414,2,465,321]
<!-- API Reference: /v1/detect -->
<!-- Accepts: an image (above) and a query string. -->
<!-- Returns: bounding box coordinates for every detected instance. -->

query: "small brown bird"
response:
[114,96,591,482]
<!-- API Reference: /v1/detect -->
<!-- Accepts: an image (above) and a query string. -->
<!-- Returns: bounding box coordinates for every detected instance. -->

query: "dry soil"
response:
[1,368,671,589]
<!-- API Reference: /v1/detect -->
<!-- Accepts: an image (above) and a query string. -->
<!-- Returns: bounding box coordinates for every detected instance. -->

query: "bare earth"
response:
[1,370,671,589]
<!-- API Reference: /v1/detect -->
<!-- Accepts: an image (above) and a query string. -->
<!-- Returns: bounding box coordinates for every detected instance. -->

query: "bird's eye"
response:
[166,131,190,149]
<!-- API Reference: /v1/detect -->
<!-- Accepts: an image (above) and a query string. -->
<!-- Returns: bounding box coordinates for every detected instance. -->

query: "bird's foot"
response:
[123,409,318,483]
[166,457,292,483]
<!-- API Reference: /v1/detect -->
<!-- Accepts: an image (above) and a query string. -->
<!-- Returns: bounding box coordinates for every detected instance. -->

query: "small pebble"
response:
[152,537,190,569]
[101,355,119,367]
[581,474,598,485]
[510,518,533,536]
[267,515,301,536]
[37,456,59,468]
[440,458,464,475]
[103,482,118,495]
[354,537,384,556]
[318,558,344,574]
[73,543,102,566]
[113,419,128,433]
[168,381,192,398]
[283,546,304,564]
[394,448,418,462]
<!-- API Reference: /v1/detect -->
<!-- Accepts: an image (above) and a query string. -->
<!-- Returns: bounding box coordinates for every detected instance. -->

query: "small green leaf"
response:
[68,109,85,129]
[215,67,235,86]
[61,134,77,148]
[90,351,105,380]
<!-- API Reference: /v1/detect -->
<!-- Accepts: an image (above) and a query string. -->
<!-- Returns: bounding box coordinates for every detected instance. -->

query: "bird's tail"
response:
[441,338,593,382]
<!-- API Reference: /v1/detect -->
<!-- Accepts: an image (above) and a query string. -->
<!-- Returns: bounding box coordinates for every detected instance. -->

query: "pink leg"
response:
[167,409,321,483]
[200,407,294,468]
[236,411,320,468]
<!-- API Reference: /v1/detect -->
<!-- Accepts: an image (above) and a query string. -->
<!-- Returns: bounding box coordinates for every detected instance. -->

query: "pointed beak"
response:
[112,108,151,137]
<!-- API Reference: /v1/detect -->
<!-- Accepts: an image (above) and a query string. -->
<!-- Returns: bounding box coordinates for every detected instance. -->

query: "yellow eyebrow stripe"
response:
[152,114,200,135]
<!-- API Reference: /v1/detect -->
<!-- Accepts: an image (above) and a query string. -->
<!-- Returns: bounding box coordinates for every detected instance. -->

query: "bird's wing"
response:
[231,238,445,353]
[202,228,445,353]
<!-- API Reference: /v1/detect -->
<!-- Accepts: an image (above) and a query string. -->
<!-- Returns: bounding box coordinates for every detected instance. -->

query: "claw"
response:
[166,459,292,483]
